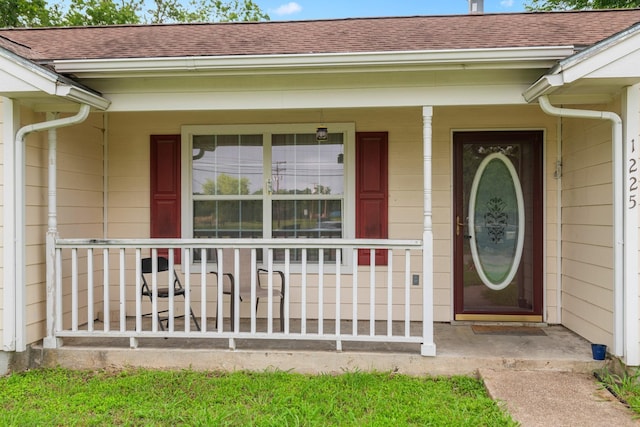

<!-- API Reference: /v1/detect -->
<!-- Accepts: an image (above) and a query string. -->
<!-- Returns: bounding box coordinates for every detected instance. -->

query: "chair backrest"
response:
[140,256,182,291]
[141,256,169,274]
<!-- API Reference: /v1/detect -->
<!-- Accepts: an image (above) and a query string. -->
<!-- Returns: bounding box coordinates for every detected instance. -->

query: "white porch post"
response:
[624,84,640,366]
[421,106,436,356]
[2,97,17,352]
[44,115,61,349]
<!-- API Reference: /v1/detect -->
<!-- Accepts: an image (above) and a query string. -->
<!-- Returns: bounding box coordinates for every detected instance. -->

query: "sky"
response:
[258,0,526,21]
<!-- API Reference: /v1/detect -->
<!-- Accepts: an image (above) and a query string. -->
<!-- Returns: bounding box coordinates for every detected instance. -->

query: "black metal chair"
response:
[141,256,200,331]
[211,248,285,331]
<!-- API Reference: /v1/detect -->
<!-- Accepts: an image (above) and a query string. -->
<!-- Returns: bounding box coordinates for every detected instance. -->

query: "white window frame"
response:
[181,123,356,266]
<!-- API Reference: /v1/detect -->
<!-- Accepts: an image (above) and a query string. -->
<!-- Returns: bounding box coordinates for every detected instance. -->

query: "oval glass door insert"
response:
[468,153,525,291]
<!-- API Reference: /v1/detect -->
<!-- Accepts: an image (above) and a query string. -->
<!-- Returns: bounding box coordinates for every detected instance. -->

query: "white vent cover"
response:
[469,0,484,14]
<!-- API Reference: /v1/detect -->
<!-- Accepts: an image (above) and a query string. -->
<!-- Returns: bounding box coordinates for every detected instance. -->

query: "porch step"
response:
[35,324,603,376]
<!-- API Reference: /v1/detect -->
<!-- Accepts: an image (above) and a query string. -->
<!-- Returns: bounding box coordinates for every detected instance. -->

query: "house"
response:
[1,9,640,374]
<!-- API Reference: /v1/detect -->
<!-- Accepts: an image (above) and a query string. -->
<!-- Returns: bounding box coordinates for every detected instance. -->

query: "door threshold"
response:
[454,314,543,323]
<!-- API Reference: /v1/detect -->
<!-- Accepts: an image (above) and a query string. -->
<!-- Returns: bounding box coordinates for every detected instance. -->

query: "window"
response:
[182,124,355,262]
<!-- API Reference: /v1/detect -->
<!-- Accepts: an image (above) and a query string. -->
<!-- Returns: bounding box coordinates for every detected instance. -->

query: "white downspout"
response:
[555,118,563,325]
[15,104,91,351]
[103,113,109,238]
[538,95,624,358]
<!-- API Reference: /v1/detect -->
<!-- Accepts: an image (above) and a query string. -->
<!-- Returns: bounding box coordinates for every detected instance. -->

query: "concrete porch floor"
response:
[39,321,606,376]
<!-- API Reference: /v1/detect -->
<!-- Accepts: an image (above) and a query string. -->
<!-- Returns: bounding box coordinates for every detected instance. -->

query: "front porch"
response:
[42,232,599,374]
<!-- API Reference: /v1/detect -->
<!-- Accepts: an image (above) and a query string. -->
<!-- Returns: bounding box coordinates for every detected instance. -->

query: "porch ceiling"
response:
[542,77,640,105]
[74,67,549,112]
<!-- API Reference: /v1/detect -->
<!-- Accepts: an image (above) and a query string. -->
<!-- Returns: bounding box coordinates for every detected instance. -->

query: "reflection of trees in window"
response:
[201,174,250,196]
[195,173,260,236]
[193,200,262,237]
[272,184,334,228]
[191,132,344,256]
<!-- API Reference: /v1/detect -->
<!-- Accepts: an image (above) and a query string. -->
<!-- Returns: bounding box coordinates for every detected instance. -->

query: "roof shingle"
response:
[0,10,639,62]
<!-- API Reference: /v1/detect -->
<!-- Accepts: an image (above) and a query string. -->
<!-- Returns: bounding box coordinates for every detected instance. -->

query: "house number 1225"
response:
[630,138,638,210]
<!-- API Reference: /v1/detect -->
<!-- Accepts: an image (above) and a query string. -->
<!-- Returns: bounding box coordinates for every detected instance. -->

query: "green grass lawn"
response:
[0,368,517,426]
[597,365,640,415]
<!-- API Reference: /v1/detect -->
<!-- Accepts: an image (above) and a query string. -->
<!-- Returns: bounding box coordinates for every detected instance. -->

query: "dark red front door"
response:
[453,131,543,321]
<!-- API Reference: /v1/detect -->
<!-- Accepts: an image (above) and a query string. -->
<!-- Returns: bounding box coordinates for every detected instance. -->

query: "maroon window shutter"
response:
[150,135,181,263]
[356,132,388,265]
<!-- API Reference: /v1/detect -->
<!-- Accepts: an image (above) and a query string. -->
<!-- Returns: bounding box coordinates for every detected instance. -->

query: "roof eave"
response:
[0,47,110,110]
[51,46,578,78]
[523,22,640,103]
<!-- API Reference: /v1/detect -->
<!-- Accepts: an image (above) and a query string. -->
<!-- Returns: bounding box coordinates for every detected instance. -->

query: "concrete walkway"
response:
[480,369,639,426]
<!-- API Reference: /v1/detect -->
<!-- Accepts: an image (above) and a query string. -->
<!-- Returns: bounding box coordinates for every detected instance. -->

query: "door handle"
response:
[456,216,465,237]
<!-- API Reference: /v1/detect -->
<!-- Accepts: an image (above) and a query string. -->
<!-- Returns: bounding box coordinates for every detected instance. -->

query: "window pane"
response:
[272,199,342,238]
[272,200,341,262]
[272,133,344,195]
[192,134,263,195]
[193,200,263,238]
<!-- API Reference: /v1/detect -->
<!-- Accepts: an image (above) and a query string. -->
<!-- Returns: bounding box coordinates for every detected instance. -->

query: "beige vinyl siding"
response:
[23,109,104,344]
[108,108,429,320]
[560,102,617,348]
[106,106,559,322]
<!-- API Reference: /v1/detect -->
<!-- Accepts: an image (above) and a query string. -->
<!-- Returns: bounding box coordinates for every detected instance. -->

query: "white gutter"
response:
[15,104,91,352]
[538,95,624,358]
[52,46,576,77]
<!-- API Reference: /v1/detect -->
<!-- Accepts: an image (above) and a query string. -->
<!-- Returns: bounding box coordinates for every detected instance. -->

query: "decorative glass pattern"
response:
[469,153,524,290]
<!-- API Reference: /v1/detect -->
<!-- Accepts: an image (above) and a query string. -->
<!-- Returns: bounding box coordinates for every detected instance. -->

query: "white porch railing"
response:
[48,238,435,356]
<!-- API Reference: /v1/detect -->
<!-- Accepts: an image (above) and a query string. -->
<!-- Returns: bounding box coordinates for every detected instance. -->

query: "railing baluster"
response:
[71,248,78,331]
[216,248,224,333]
[55,248,62,333]
[135,249,142,332]
[301,249,307,335]
[267,248,274,335]
[405,249,411,337]
[352,248,358,337]
[184,248,191,333]
[119,249,126,333]
[200,248,207,333]
[87,248,94,332]
[168,250,175,332]
[103,248,109,332]
[247,249,253,334]
[335,249,341,351]
[387,249,393,337]
[151,249,158,332]
[284,248,290,334]
[370,249,376,336]
[318,248,324,335]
